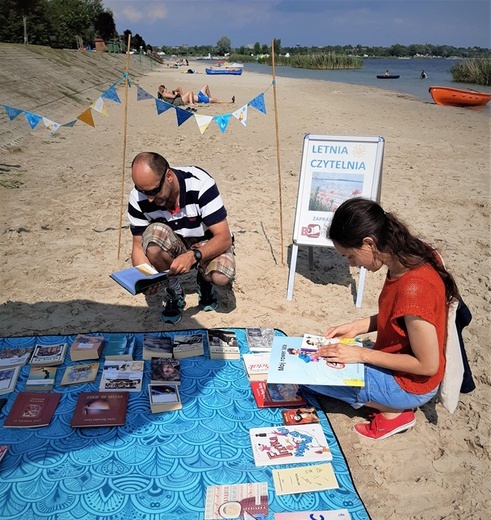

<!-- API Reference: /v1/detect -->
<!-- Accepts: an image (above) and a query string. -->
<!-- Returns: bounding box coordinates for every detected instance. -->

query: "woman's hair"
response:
[328,197,459,302]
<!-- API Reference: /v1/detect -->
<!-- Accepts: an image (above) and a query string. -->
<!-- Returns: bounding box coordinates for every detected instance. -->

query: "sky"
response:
[104,0,491,49]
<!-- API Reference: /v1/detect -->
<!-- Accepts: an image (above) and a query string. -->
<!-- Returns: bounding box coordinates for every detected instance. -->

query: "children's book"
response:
[250,381,306,408]
[99,360,144,392]
[0,347,34,368]
[242,352,270,381]
[104,335,135,361]
[0,366,21,395]
[246,327,275,352]
[61,363,99,385]
[0,445,8,463]
[25,366,57,391]
[281,406,320,426]
[30,343,67,367]
[4,392,61,428]
[274,509,351,519]
[173,334,205,359]
[272,462,339,495]
[148,384,182,413]
[204,482,269,520]
[249,424,332,467]
[267,336,365,387]
[150,358,181,385]
[110,264,168,295]
[208,329,240,360]
[71,391,128,427]
[70,334,104,362]
[142,335,173,360]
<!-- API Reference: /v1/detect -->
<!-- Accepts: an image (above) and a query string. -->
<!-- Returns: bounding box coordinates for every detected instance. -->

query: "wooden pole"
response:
[271,39,284,266]
[117,34,131,260]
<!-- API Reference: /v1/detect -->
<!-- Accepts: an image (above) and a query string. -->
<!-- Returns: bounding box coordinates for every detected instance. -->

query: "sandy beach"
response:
[0,46,489,519]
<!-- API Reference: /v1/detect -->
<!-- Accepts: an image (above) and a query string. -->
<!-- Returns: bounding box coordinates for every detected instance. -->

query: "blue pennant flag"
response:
[102,86,121,103]
[155,99,173,115]
[137,85,154,101]
[175,106,195,126]
[62,120,77,128]
[248,93,266,114]
[214,114,232,133]
[23,111,43,129]
[2,105,24,120]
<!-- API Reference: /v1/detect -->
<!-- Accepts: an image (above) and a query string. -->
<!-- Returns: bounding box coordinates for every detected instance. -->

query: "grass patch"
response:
[451,58,491,85]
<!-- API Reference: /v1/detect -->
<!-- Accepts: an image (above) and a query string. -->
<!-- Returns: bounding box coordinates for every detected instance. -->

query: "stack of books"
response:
[70,334,104,362]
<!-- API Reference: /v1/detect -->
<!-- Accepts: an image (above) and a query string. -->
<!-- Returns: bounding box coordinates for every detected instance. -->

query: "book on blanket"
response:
[0,347,34,368]
[104,335,135,361]
[99,360,144,392]
[250,381,306,408]
[272,462,339,495]
[61,363,99,385]
[267,336,365,387]
[274,509,351,519]
[110,264,169,295]
[148,384,182,413]
[71,391,128,427]
[242,352,270,381]
[173,334,205,359]
[70,334,104,361]
[246,327,275,352]
[30,343,67,367]
[204,482,269,520]
[207,329,240,360]
[4,392,61,428]
[281,406,321,426]
[150,358,181,385]
[249,424,332,467]
[25,366,57,391]
[0,445,8,463]
[142,335,173,360]
[0,366,21,395]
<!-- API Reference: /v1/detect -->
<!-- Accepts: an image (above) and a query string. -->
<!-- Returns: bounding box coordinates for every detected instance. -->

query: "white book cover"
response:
[246,327,275,352]
[99,360,144,392]
[249,423,332,467]
[242,352,270,380]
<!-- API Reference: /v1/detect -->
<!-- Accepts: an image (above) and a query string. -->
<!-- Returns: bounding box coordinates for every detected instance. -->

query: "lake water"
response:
[245,58,491,114]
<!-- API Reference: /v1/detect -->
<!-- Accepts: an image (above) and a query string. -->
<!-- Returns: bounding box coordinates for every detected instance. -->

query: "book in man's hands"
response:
[142,335,173,360]
[272,462,339,495]
[71,391,128,427]
[61,363,99,385]
[0,366,21,395]
[246,327,275,352]
[25,366,57,391]
[99,360,144,392]
[148,383,182,413]
[267,336,365,387]
[30,343,67,367]
[4,392,61,428]
[104,335,135,361]
[249,423,332,467]
[204,482,269,520]
[70,334,104,362]
[110,263,168,295]
[250,381,306,408]
[0,347,34,368]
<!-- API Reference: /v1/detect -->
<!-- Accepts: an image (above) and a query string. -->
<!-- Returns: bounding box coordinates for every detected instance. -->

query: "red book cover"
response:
[71,391,128,427]
[250,381,306,408]
[4,392,61,428]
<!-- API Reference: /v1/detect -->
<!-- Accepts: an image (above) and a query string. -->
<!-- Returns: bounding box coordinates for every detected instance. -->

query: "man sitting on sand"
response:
[128,152,236,324]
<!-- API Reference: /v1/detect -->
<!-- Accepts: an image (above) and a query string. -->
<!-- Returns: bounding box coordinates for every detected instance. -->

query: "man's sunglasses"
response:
[135,173,165,196]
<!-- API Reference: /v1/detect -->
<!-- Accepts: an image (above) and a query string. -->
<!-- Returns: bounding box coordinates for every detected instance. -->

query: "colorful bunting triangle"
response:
[2,105,24,120]
[194,114,214,134]
[248,93,266,114]
[232,105,248,127]
[137,85,154,101]
[102,86,121,103]
[77,108,95,127]
[90,97,108,116]
[214,114,232,133]
[24,111,43,129]
[62,120,77,128]
[42,117,61,135]
[175,106,195,126]
[155,98,172,115]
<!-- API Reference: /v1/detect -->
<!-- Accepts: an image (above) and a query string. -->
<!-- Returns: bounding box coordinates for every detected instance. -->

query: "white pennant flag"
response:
[194,114,213,135]
[42,117,61,135]
[90,96,108,116]
[232,105,248,127]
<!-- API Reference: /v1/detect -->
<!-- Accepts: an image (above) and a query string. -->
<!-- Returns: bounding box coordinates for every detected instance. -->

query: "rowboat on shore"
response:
[205,67,242,76]
[376,74,400,79]
[428,85,491,107]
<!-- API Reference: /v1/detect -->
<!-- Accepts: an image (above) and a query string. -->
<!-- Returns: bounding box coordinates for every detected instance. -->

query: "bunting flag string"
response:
[1,73,270,137]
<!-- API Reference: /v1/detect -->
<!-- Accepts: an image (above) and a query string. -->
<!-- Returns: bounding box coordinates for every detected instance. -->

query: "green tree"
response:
[47,0,91,49]
[95,10,116,40]
[253,41,261,55]
[216,35,231,55]
[0,0,51,45]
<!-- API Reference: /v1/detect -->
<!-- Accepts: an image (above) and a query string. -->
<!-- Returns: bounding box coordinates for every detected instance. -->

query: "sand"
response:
[0,46,489,519]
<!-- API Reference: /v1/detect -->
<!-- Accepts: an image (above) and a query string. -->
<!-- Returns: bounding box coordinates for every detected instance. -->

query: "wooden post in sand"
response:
[271,39,284,266]
[117,35,131,259]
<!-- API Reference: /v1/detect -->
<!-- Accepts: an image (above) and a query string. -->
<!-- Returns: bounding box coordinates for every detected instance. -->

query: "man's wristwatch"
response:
[193,249,202,264]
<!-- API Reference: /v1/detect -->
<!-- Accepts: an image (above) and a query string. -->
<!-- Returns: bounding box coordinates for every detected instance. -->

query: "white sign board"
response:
[287,134,384,304]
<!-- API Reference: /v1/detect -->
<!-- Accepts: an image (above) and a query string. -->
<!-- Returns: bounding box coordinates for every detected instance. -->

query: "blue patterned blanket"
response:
[0,329,369,520]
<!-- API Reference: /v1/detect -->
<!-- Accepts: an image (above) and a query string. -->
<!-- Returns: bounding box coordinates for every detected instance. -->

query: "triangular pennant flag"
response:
[101,86,121,103]
[2,105,24,120]
[175,106,195,126]
[62,120,77,128]
[248,93,266,114]
[232,105,248,127]
[23,111,43,129]
[77,108,95,127]
[42,117,61,135]
[90,97,108,116]
[137,85,154,101]
[155,98,172,115]
[214,114,232,133]
[194,114,213,134]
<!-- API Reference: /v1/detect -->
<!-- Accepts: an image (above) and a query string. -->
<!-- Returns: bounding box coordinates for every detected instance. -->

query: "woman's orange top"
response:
[374,263,447,394]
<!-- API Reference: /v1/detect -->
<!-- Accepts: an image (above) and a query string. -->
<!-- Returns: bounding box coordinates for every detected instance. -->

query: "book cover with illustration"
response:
[71,391,128,427]
[267,336,364,387]
[150,358,181,385]
[281,406,320,426]
[246,327,275,352]
[142,335,173,360]
[148,384,182,413]
[204,482,268,520]
[274,509,351,519]
[99,361,144,392]
[272,462,339,495]
[104,335,135,361]
[0,366,21,395]
[0,347,34,368]
[61,363,99,385]
[70,334,104,361]
[25,366,57,391]
[250,381,306,408]
[242,352,270,381]
[4,392,61,428]
[110,264,168,295]
[249,423,332,467]
[30,343,68,366]
[173,334,204,359]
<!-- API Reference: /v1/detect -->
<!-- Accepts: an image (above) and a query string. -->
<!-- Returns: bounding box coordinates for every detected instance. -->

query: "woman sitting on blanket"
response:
[301,197,459,440]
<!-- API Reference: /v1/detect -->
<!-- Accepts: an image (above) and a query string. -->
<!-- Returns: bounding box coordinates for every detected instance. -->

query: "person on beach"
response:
[128,152,236,324]
[420,70,428,79]
[384,69,390,77]
[301,197,459,440]
[158,84,234,107]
